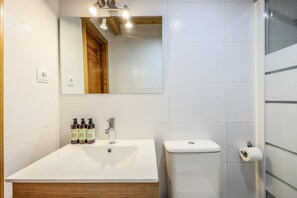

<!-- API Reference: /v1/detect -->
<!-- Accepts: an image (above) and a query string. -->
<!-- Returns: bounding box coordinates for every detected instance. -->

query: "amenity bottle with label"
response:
[78,118,87,144]
[71,118,79,144]
[87,118,96,144]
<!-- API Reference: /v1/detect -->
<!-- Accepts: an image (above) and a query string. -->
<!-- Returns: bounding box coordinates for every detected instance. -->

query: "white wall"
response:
[60,0,256,198]
[60,18,85,94]
[4,0,60,197]
[109,24,162,93]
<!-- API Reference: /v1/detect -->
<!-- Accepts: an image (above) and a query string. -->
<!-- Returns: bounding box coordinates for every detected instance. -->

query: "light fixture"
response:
[98,0,106,8]
[122,5,130,19]
[125,18,133,29]
[89,0,130,18]
[89,5,98,16]
[100,18,108,29]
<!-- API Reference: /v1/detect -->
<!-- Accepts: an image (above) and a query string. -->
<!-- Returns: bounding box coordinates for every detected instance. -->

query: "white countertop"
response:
[6,139,159,183]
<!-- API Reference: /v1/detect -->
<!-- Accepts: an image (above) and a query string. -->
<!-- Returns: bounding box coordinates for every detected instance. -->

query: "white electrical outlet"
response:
[67,75,74,87]
[37,68,48,83]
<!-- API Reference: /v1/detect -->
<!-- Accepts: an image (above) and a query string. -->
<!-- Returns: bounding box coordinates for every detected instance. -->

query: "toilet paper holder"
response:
[240,141,253,157]
[247,141,253,147]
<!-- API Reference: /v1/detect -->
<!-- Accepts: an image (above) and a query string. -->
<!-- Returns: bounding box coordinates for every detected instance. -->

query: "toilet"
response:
[164,140,221,198]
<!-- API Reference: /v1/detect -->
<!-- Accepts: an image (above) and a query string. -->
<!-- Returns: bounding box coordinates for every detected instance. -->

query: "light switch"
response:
[37,68,48,83]
[67,75,74,87]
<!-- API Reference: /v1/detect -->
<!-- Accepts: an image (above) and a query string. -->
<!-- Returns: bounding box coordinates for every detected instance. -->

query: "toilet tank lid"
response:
[164,140,221,153]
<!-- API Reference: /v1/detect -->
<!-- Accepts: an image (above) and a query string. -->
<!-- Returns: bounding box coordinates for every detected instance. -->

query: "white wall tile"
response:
[60,18,85,94]
[4,0,59,81]
[168,3,225,42]
[167,42,225,82]
[129,3,168,18]
[169,82,226,122]
[225,0,251,2]
[109,24,163,94]
[221,163,228,198]
[226,42,254,82]
[227,122,255,162]
[225,2,254,41]
[59,94,113,146]
[109,52,132,71]
[228,163,256,198]
[227,82,255,122]
[116,123,168,163]
[59,0,93,5]
[58,1,256,198]
[168,123,227,162]
[128,0,168,5]
[110,94,168,123]
[4,125,59,196]
[4,1,60,197]
[169,0,224,2]
[4,75,59,137]
[109,70,133,93]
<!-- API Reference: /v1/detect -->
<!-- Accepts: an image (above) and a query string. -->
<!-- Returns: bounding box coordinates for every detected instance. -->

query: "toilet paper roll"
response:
[239,147,263,162]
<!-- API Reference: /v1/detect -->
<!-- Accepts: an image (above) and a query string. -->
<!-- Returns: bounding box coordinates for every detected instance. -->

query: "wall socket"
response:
[67,75,74,87]
[37,68,49,83]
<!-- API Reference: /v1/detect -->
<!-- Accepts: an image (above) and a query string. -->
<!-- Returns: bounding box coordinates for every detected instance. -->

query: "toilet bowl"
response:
[164,140,221,198]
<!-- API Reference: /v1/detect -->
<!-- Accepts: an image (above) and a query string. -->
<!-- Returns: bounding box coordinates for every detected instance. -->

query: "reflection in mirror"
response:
[265,0,297,54]
[60,16,163,94]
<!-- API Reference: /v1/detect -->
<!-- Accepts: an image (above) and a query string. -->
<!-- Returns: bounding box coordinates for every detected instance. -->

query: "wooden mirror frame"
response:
[0,0,4,197]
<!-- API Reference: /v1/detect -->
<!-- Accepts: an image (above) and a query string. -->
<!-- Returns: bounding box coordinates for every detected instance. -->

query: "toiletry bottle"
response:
[71,118,79,144]
[78,118,87,144]
[87,118,96,144]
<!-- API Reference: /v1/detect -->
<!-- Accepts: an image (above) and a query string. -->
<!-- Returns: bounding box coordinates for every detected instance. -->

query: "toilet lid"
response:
[164,140,221,153]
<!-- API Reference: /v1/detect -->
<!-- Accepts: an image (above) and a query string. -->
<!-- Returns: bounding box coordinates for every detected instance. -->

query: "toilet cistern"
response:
[105,118,116,144]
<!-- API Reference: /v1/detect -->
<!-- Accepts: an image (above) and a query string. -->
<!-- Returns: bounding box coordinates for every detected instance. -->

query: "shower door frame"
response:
[0,0,3,197]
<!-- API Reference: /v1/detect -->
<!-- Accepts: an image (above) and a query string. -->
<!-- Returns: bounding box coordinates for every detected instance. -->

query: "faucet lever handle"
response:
[108,118,115,125]
[106,118,115,134]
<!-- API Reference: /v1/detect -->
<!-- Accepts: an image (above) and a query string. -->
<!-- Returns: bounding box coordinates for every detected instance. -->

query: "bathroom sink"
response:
[6,140,158,183]
[81,146,138,164]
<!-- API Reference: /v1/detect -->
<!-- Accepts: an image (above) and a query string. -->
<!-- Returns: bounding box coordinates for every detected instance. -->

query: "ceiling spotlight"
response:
[97,0,106,8]
[107,0,116,8]
[100,18,108,29]
[125,18,133,29]
[122,5,130,19]
[89,5,98,16]
[89,0,130,18]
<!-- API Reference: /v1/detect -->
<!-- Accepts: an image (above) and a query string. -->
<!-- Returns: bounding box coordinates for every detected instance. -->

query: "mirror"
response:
[60,16,163,94]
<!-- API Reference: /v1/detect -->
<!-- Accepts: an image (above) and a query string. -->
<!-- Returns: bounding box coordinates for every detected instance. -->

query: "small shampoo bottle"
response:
[71,118,79,144]
[78,118,87,144]
[87,118,96,144]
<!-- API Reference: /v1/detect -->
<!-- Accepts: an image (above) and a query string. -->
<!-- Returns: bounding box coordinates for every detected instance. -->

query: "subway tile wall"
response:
[4,0,60,197]
[59,0,256,197]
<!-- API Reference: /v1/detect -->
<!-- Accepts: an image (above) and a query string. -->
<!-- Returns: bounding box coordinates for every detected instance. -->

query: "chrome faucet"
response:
[105,118,116,144]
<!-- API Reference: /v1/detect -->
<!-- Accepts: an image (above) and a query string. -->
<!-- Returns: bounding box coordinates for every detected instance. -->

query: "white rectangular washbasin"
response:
[6,139,158,183]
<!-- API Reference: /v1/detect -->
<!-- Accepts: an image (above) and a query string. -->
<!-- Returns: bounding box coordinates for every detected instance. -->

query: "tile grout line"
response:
[223,2,229,197]
[5,124,59,138]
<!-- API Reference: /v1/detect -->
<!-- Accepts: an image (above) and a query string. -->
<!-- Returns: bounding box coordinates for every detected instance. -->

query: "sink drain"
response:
[188,141,195,145]
[107,148,112,153]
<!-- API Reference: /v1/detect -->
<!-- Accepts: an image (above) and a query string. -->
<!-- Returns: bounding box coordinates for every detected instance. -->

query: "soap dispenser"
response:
[78,118,87,144]
[71,118,79,144]
[87,118,96,144]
